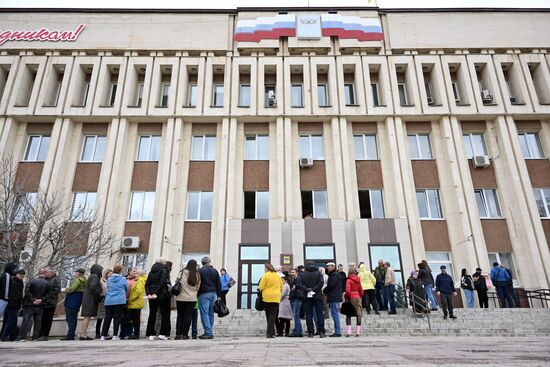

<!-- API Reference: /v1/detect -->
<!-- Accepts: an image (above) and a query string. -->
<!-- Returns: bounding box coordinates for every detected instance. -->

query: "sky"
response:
[1,0,549,8]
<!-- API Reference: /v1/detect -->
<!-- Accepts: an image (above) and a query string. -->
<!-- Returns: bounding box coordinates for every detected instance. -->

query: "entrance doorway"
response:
[368,243,404,285]
[238,244,270,309]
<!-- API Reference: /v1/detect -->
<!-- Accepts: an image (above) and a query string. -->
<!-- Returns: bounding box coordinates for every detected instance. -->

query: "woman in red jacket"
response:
[345,264,364,337]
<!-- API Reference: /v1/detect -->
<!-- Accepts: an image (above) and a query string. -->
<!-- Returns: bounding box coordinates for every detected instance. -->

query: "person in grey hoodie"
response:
[101,264,128,341]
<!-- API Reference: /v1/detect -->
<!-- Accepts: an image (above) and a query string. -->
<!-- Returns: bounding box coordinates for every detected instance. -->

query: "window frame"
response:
[475,189,502,219]
[371,82,380,106]
[533,188,550,218]
[451,81,460,104]
[136,135,161,162]
[243,191,269,219]
[135,83,144,107]
[108,83,117,107]
[244,134,269,161]
[187,83,198,107]
[488,252,517,284]
[23,135,50,162]
[13,192,37,224]
[416,189,444,219]
[518,132,545,159]
[299,134,325,161]
[426,252,455,279]
[212,83,224,107]
[128,191,155,221]
[191,135,216,161]
[408,133,433,160]
[159,83,170,107]
[264,84,276,107]
[70,191,97,222]
[317,83,329,107]
[239,84,251,107]
[291,84,304,108]
[358,189,385,219]
[353,134,379,160]
[312,190,328,219]
[186,191,213,222]
[463,133,488,159]
[80,135,106,162]
[398,82,408,106]
[344,83,356,106]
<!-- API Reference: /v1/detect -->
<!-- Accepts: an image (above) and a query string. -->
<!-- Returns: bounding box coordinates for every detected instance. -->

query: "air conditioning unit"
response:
[481,89,493,103]
[121,236,140,249]
[299,157,314,168]
[19,249,33,262]
[427,97,434,105]
[472,155,490,168]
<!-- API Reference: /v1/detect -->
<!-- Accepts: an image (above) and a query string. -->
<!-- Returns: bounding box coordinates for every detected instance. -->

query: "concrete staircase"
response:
[210,308,550,337]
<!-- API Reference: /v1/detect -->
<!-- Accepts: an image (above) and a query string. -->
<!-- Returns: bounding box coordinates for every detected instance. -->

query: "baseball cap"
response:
[326,262,336,267]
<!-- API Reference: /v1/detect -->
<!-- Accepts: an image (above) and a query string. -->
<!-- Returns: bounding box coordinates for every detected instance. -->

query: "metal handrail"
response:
[486,288,549,308]
[395,283,431,331]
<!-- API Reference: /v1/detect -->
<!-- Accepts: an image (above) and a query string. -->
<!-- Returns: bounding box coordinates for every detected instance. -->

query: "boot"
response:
[355,326,361,337]
[346,325,352,337]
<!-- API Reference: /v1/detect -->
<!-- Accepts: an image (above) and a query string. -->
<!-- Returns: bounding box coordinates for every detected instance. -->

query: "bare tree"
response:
[0,154,115,281]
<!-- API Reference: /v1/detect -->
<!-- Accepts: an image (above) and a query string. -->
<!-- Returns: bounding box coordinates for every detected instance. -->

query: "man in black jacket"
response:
[145,258,170,340]
[197,256,221,339]
[1,269,25,341]
[435,265,457,320]
[301,262,325,338]
[337,264,346,299]
[473,271,488,308]
[0,262,18,338]
[323,262,342,337]
[288,268,305,337]
[39,269,61,341]
[20,269,51,340]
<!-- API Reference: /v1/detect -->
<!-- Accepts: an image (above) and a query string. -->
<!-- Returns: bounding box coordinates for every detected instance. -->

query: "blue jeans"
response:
[192,308,198,337]
[384,285,396,312]
[1,307,19,340]
[464,289,474,308]
[198,292,217,336]
[303,298,325,334]
[65,308,79,339]
[424,285,438,310]
[290,300,303,336]
[329,302,341,334]
[375,282,386,310]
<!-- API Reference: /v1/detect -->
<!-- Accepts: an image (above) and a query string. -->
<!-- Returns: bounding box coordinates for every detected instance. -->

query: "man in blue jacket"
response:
[435,265,457,320]
[490,262,514,308]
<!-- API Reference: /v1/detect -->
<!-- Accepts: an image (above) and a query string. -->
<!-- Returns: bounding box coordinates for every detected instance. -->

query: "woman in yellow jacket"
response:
[358,263,379,315]
[258,264,283,338]
[126,270,146,338]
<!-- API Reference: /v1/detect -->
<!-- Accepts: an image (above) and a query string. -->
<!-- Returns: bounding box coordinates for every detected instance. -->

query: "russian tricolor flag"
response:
[234,14,296,42]
[321,14,384,41]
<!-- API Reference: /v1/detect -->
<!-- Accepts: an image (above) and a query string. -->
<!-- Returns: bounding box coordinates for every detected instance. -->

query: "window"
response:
[264,85,276,107]
[488,252,516,282]
[518,132,544,159]
[398,82,407,105]
[186,191,213,221]
[122,254,148,273]
[160,84,170,107]
[71,192,97,222]
[301,190,328,219]
[191,135,216,161]
[137,135,161,161]
[244,191,269,219]
[80,135,106,162]
[128,191,155,221]
[317,84,329,107]
[291,84,303,107]
[533,189,550,218]
[187,84,197,107]
[212,84,224,107]
[451,82,460,104]
[60,256,87,288]
[24,135,50,162]
[475,189,501,218]
[239,84,250,107]
[13,192,37,224]
[425,82,433,105]
[463,133,487,159]
[371,83,380,106]
[358,190,385,219]
[52,80,62,106]
[353,134,378,160]
[244,135,269,160]
[108,83,117,107]
[416,189,443,219]
[344,83,356,105]
[300,135,324,160]
[304,244,335,268]
[426,252,454,278]
[369,244,404,285]
[81,81,91,106]
[135,83,144,107]
[408,134,432,159]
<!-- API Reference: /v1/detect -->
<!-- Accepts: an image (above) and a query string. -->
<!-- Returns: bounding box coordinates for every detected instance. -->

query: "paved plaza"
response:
[1,336,550,366]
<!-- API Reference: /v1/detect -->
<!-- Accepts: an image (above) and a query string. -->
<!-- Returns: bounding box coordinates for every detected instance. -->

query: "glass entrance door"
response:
[238,245,270,309]
[368,243,404,285]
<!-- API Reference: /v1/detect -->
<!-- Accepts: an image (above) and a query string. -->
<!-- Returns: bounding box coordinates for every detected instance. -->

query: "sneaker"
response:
[95,334,101,339]
[157,335,168,341]
[329,333,341,337]
[149,336,156,341]
[112,336,120,341]
[443,314,448,319]
[198,334,213,340]
[100,336,106,341]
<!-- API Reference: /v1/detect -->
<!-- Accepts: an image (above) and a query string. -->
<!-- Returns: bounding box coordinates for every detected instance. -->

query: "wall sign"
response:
[0,24,86,46]
[297,15,321,40]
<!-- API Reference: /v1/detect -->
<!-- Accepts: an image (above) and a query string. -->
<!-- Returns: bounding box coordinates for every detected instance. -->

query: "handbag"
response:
[229,277,236,288]
[340,301,356,317]
[214,300,230,317]
[171,270,183,296]
[255,291,264,311]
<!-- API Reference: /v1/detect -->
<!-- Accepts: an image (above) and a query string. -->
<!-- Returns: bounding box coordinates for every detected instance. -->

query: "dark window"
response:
[244,191,255,219]
[301,191,313,218]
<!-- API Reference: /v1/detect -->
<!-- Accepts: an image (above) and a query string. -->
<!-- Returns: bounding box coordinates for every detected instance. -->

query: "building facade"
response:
[0,7,550,309]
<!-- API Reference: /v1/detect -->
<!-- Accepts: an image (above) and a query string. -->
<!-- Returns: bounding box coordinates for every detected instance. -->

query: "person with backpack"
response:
[61,268,86,341]
[460,268,475,309]
[79,264,103,340]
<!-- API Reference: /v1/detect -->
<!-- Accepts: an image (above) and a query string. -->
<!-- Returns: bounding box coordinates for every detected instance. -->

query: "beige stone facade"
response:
[1,8,550,310]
